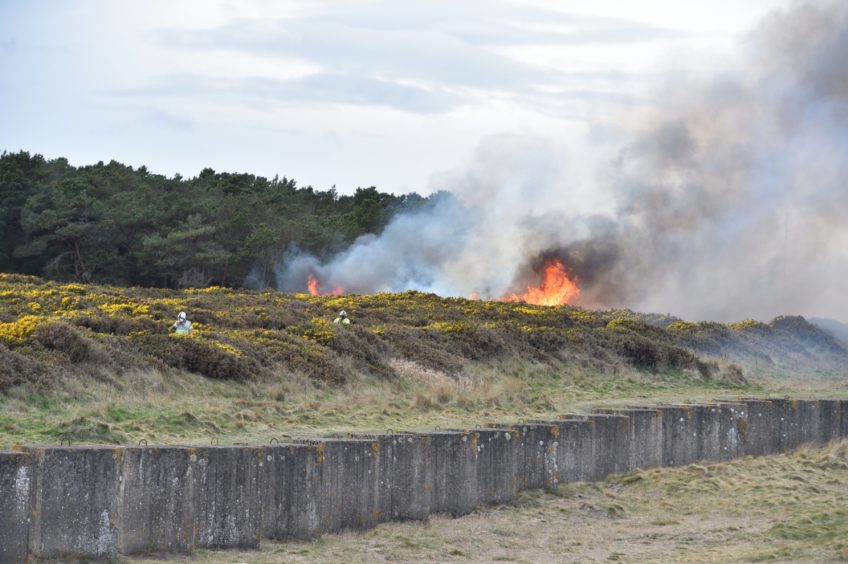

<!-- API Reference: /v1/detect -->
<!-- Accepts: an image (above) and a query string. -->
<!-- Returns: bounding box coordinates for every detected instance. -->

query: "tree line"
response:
[0,151,435,289]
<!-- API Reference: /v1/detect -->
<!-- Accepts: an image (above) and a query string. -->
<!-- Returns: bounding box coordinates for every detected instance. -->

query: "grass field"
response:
[124,440,848,563]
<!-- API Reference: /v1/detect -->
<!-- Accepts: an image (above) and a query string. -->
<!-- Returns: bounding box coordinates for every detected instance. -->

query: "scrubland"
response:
[1,273,846,446]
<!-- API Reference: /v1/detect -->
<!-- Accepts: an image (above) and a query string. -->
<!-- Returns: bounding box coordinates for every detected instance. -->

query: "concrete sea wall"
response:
[1,397,846,562]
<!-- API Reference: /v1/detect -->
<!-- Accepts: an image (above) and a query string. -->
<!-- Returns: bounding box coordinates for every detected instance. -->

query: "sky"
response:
[0,0,783,196]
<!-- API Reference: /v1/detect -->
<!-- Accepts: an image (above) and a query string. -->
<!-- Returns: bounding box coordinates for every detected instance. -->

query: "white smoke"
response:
[276,0,848,321]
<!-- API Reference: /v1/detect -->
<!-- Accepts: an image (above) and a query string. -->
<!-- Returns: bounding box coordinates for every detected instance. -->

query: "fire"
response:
[307,274,344,297]
[502,259,580,306]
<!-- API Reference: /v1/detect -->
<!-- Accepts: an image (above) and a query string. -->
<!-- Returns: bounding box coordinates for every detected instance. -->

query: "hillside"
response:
[1,274,846,446]
[2,272,846,392]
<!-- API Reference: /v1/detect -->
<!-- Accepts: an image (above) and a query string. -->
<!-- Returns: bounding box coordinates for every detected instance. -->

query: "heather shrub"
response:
[72,313,159,336]
[134,334,261,381]
[32,320,101,363]
[611,332,660,370]
[0,343,50,392]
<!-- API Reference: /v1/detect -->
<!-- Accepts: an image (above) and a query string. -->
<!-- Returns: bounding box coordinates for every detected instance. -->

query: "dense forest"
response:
[0,151,434,289]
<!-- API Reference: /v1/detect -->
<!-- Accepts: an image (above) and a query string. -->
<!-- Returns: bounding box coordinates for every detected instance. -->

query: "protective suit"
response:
[333,310,351,325]
[172,311,193,334]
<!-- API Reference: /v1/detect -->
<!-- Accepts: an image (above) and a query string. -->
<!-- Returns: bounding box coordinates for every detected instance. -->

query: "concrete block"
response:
[428,432,478,516]
[818,399,841,444]
[656,406,699,467]
[795,399,821,446]
[562,413,630,479]
[688,404,723,462]
[472,429,519,502]
[551,415,596,483]
[840,400,848,438]
[29,447,122,560]
[769,399,802,453]
[0,450,34,564]
[346,434,393,524]
[594,408,663,471]
[387,433,433,521]
[713,402,748,460]
[261,444,322,540]
[303,439,380,533]
[492,423,555,490]
[118,446,195,555]
[348,433,433,523]
[741,399,778,456]
[192,447,262,549]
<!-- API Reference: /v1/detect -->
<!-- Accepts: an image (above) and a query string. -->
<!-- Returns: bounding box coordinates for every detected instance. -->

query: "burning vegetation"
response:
[502,259,580,307]
[307,274,343,297]
[305,258,581,307]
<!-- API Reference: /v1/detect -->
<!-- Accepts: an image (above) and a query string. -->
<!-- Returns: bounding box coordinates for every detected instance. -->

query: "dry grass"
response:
[3,354,846,447]
[126,441,848,563]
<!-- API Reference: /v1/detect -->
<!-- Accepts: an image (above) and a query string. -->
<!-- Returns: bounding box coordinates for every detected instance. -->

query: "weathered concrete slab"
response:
[713,401,748,460]
[118,446,195,555]
[687,404,723,462]
[561,413,630,479]
[0,450,34,563]
[302,439,380,533]
[29,447,122,560]
[348,432,433,523]
[428,431,478,516]
[741,399,779,456]
[472,429,519,502]
[541,418,594,484]
[192,447,262,549]
[594,408,663,471]
[840,400,848,439]
[769,399,802,453]
[347,434,393,524]
[818,400,842,444]
[795,399,821,446]
[387,433,433,521]
[261,443,322,541]
[656,406,699,467]
[491,423,555,490]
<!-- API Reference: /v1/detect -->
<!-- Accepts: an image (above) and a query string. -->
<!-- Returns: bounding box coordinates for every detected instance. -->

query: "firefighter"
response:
[171,311,193,334]
[333,310,351,325]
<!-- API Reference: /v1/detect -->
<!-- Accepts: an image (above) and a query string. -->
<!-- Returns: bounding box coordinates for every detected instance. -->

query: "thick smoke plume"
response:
[275,0,848,322]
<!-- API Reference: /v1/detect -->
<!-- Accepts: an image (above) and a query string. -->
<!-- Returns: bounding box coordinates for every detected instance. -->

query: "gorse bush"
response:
[0,274,843,393]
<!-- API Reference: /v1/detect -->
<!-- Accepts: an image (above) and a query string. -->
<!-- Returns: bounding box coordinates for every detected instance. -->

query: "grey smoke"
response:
[275,0,848,322]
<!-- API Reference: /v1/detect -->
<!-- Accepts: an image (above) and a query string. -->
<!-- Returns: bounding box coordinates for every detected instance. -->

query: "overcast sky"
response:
[1,0,784,195]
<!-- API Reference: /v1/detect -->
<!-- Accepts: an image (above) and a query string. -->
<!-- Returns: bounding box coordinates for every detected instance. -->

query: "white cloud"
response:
[0,0,782,194]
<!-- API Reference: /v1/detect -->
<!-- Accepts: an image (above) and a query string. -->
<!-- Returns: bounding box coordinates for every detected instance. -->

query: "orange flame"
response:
[307,274,344,296]
[502,259,580,306]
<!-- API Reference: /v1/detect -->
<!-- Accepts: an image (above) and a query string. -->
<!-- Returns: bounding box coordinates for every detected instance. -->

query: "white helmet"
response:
[339,310,347,318]
[178,311,187,321]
